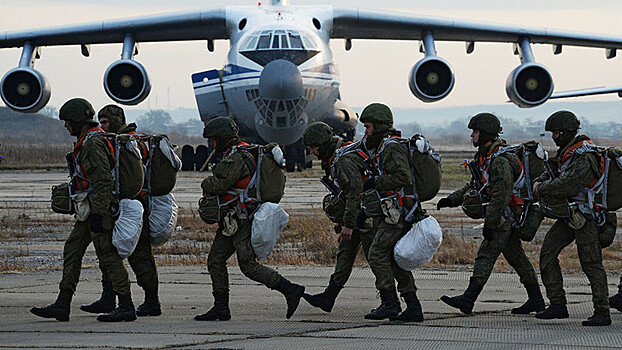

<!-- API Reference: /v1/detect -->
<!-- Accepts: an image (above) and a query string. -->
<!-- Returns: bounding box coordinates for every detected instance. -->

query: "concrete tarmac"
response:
[2,266,622,349]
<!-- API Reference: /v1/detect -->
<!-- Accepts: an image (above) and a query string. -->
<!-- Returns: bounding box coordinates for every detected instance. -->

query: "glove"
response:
[482,227,496,241]
[356,210,368,229]
[90,214,104,233]
[436,198,452,210]
[333,224,343,234]
[363,177,376,191]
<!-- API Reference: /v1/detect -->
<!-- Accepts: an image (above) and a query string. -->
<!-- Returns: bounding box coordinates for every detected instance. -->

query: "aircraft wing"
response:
[550,86,622,99]
[331,7,622,50]
[0,8,228,48]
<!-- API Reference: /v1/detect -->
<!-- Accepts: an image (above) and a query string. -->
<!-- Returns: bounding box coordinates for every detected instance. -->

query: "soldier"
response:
[79,105,161,317]
[195,116,305,321]
[30,98,135,322]
[610,277,622,313]
[358,103,423,322]
[533,110,611,326]
[437,113,544,315]
[300,122,374,313]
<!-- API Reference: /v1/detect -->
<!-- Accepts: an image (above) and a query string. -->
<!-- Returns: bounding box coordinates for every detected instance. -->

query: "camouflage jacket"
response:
[201,141,254,199]
[330,142,368,229]
[535,135,602,199]
[371,137,414,209]
[448,139,521,229]
[74,128,115,216]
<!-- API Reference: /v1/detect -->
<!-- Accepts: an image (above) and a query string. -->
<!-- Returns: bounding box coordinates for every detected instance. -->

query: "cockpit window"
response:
[257,33,272,49]
[240,29,321,66]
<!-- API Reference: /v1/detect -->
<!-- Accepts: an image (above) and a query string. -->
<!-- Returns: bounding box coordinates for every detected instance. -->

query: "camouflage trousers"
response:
[472,222,538,287]
[329,229,374,288]
[368,218,417,294]
[208,218,281,293]
[100,210,159,291]
[59,215,131,295]
[540,218,609,315]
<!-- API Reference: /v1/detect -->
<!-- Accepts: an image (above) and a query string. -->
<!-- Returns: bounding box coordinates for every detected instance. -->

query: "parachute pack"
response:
[105,133,145,200]
[145,134,182,196]
[376,135,443,222]
[237,142,287,204]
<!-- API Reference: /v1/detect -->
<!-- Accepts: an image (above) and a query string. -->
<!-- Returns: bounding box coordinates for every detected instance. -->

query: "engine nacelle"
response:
[506,63,554,108]
[323,99,358,136]
[104,60,151,105]
[408,57,455,102]
[0,67,51,113]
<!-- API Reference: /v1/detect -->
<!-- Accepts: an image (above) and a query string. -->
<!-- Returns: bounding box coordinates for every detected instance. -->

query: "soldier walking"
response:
[195,117,305,321]
[533,111,611,326]
[437,113,544,315]
[358,103,424,322]
[80,105,161,317]
[30,98,135,322]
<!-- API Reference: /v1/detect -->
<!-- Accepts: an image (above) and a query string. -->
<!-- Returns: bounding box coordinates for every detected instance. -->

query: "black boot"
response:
[440,278,483,315]
[389,292,423,322]
[582,312,612,326]
[512,283,545,315]
[302,281,343,313]
[609,292,622,312]
[535,303,569,319]
[195,291,231,321]
[136,287,162,317]
[80,282,116,314]
[274,277,305,319]
[97,293,137,322]
[30,289,73,322]
[364,288,401,320]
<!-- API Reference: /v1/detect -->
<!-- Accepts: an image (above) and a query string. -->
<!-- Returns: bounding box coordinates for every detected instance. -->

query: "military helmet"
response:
[98,104,125,133]
[203,116,239,139]
[545,110,580,132]
[359,103,393,126]
[468,113,502,135]
[303,122,334,147]
[59,98,95,122]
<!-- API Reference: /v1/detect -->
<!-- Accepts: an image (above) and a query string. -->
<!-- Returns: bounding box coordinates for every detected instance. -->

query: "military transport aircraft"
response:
[2,0,622,158]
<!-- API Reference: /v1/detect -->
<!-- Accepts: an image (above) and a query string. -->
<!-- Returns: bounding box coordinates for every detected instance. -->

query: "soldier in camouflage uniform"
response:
[300,122,375,313]
[195,117,305,321]
[358,103,423,322]
[80,105,161,317]
[30,98,135,322]
[533,110,611,326]
[437,113,544,315]
[609,276,622,313]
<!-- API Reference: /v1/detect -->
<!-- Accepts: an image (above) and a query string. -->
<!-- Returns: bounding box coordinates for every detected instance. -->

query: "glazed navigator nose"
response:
[259,59,303,100]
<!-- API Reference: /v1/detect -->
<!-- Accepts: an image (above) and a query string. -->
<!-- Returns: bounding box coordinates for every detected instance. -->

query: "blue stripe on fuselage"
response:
[193,75,335,90]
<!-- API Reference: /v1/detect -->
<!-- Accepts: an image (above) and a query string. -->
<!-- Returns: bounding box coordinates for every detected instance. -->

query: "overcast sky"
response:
[1,0,622,114]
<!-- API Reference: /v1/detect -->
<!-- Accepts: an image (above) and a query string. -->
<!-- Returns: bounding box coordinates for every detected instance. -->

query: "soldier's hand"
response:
[356,211,368,229]
[339,227,353,242]
[333,224,343,234]
[363,177,376,191]
[90,214,104,233]
[436,198,452,210]
[533,182,542,198]
[482,227,496,241]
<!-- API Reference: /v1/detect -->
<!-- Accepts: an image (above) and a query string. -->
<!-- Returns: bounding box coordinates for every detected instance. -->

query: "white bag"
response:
[394,216,443,271]
[149,193,178,246]
[112,199,144,259]
[251,203,289,260]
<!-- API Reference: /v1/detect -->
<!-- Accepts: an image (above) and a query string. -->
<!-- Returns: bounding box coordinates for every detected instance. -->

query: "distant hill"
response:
[0,107,71,144]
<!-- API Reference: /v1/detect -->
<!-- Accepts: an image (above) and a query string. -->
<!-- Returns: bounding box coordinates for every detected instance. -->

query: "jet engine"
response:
[103,59,151,105]
[323,99,358,139]
[0,67,51,113]
[505,62,553,108]
[408,56,455,103]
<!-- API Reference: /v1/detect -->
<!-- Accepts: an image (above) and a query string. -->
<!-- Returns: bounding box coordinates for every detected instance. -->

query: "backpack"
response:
[107,134,145,200]
[599,147,622,211]
[238,142,286,204]
[146,134,182,196]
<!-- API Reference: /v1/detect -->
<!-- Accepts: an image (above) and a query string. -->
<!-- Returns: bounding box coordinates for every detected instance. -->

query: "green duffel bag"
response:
[322,193,345,224]
[598,212,617,249]
[540,196,573,219]
[51,183,74,215]
[361,189,384,217]
[461,189,489,219]
[198,196,223,224]
[518,204,544,242]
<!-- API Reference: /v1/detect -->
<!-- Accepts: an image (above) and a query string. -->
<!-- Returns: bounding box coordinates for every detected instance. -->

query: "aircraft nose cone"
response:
[259,59,303,100]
